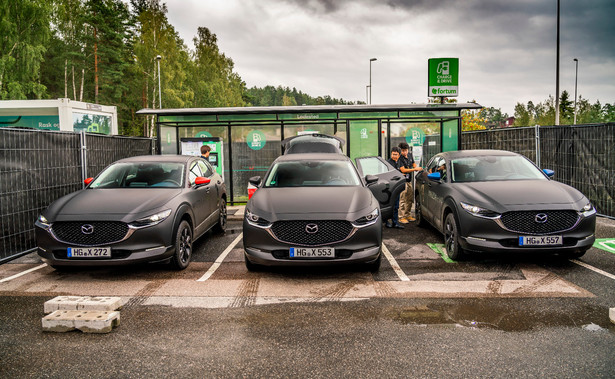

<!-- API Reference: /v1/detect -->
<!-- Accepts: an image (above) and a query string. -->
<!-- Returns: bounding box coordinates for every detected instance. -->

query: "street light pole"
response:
[573,58,579,125]
[555,0,560,125]
[369,58,377,104]
[366,85,369,104]
[156,55,162,109]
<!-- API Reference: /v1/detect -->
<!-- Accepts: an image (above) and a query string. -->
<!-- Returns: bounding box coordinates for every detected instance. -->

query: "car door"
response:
[419,155,448,227]
[187,160,212,235]
[354,156,406,221]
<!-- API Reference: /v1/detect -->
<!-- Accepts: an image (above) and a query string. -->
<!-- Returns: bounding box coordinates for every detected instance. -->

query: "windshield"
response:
[264,160,362,187]
[451,155,546,183]
[90,162,185,188]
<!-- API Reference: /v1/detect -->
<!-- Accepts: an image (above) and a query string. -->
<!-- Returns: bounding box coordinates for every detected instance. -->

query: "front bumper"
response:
[35,218,176,267]
[456,209,596,255]
[243,218,382,267]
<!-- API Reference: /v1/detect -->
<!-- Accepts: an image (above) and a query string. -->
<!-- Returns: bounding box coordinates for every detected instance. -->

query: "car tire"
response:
[415,193,426,227]
[367,251,382,272]
[244,254,261,272]
[212,198,227,234]
[444,212,466,261]
[170,220,193,270]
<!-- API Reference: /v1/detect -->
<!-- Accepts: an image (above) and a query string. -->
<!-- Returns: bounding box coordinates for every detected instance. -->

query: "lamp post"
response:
[555,0,560,125]
[369,58,377,104]
[366,85,369,104]
[573,58,578,125]
[156,55,162,109]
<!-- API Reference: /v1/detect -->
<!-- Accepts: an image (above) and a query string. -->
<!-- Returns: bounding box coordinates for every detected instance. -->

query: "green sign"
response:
[406,128,425,146]
[0,115,60,130]
[247,130,266,150]
[195,131,212,138]
[428,58,459,97]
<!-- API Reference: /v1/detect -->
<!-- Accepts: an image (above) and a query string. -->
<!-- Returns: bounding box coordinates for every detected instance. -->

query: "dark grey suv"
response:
[36,155,227,270]
[243,153,382,271]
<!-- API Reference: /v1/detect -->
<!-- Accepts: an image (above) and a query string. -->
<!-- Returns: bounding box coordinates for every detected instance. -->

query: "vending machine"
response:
[180,137,224,177]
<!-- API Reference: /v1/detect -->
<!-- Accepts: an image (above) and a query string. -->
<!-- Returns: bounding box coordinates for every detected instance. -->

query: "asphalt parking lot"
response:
[1,207,614,378]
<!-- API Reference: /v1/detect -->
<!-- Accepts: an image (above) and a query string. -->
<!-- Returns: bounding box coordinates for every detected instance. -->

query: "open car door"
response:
[354,156,406,221]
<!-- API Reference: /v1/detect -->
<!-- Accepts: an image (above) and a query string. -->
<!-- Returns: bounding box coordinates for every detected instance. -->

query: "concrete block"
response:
[44,296,122,313]
[610,308,615,324]
[42,310,120,333]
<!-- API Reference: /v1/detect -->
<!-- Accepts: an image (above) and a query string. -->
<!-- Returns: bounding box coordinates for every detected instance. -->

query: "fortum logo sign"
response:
[428,58,459,97]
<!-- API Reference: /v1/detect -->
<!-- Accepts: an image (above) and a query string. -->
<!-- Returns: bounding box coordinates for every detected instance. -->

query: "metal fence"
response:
[462,123,614,219]
[0,128,155,263]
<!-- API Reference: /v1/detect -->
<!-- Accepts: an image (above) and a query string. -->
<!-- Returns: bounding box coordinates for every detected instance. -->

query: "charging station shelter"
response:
[138,103,482,204]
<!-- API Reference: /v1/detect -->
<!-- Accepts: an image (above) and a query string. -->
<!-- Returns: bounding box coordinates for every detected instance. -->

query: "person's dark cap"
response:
[398,142,410,150]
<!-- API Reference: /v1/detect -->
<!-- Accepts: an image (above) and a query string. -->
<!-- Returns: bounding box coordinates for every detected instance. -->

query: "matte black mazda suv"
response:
[36,155,227,269]
[243,153,383,271]
[415,150,596,260]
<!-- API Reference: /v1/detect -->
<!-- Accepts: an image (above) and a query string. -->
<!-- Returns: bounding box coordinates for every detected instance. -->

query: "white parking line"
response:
[0,263,48,283]
[197,233,243,282]
[381,243,409,281]
[571,259,615,281]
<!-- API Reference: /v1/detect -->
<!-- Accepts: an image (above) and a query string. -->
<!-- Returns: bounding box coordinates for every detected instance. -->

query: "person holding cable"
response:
[397,142,422,223]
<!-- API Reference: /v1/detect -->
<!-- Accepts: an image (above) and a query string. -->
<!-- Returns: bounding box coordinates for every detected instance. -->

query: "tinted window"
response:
[265,160,361,187]
[355,157,393,176]
[198,160,213,177]
[427,156,447,181]
[90,162,184,188]
[189,162,203,185]
[451,155,547,183]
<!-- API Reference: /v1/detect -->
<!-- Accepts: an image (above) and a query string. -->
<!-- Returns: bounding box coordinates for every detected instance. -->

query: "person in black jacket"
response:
[385,147,404,229]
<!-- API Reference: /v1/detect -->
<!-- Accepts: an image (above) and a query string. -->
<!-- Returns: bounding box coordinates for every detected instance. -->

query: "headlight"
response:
[352,208,380,227]
[245,209,271,227]
[460,202,500,218]
[580,202,596,217]
[36,214,51,229]
[129,209,172,229]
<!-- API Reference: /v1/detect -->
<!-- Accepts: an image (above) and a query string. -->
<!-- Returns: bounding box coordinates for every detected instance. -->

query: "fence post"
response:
[80,131,88,188]
[535,124,541,167]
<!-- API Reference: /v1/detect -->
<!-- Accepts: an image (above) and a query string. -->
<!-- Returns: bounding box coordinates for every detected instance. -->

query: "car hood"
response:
[45,188,183,221]
[455,180,587,211]
[249,186,375,220]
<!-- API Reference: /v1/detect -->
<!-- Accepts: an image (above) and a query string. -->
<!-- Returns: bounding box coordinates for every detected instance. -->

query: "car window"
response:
[189,162,203,185]
[451,155,547,183]
[265,160,361,187]
[90,162,184,188]
[198,160,213,177]
[355,157,393,176]
[426,156,447,181]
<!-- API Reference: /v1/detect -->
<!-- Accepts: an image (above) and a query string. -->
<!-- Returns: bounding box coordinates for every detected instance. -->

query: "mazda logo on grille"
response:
[534,214,548,224]
[81,224,94,234]
[305,224,319,234]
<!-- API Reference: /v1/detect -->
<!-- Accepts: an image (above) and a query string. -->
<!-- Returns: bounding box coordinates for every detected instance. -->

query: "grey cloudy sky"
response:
[166,0,615,114]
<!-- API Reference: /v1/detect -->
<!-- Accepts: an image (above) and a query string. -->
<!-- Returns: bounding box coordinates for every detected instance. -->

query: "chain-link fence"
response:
[0,128,155,263]
[462,123,614,218]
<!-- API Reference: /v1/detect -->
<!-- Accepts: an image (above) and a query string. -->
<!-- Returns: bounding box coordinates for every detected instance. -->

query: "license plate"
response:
[519,236,562,246]
[289,247,335,258]
[67,247,111,258]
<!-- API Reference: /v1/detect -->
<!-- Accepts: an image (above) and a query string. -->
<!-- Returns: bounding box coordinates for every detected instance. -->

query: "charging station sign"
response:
[428,58,459,97]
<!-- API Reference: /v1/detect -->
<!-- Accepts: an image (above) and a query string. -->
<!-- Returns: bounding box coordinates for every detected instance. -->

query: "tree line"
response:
[1,0,356,137]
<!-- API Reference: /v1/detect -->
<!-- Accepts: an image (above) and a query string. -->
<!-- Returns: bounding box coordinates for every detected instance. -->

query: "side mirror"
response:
[427,172,442,181]
[365,175,379,185]
[84,177,94,185]
[195,177,211,186]
[543,169,555,178]
[248,176,262,186]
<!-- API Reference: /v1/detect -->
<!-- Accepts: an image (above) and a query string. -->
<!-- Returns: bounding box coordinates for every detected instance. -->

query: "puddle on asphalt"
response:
[390,302,615,333]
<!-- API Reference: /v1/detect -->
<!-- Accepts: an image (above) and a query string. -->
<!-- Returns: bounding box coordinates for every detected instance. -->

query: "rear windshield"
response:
[264,160,361,187]
[90,162,185,188]
[451,155,546,183]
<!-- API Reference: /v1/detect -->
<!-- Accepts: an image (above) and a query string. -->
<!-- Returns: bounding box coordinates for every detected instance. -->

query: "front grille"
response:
[51,221,129,246]
[270,220,354,246]
[499,210,579,234]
